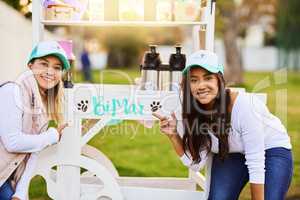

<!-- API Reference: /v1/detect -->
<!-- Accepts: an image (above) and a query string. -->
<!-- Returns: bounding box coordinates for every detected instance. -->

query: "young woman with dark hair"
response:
[154,50,293,200]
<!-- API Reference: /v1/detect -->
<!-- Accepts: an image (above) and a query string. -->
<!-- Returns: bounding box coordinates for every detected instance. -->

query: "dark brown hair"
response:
[182,70,232,163]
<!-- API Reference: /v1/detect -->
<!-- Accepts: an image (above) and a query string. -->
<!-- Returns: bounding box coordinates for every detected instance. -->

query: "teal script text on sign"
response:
[92,96,145,117]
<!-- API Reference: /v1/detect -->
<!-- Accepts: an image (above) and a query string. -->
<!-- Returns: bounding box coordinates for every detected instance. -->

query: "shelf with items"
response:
[36,0,215,50]
[41,20,208,27]
[41,0,209,26]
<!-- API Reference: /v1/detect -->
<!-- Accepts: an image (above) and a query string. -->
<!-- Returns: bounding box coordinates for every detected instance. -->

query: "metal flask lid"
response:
[142,45,162,70]
[169,46,186,71]
[158,64,171,71]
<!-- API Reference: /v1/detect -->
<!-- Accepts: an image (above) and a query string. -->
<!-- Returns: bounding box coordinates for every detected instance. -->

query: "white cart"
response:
[31,1,217,199]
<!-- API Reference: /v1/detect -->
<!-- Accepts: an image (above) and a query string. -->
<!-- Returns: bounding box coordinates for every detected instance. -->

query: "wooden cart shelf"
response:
[42,20,208,27]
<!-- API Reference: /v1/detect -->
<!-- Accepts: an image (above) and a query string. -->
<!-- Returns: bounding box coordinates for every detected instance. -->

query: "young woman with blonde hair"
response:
[0,41,69,200]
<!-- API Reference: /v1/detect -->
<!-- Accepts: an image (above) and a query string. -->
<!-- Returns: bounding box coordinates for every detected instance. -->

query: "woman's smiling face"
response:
[28,55,63,91]
[189,67,219,108]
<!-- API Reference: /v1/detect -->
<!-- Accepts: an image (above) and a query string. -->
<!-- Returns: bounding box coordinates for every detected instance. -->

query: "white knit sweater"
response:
[178,92,291,184]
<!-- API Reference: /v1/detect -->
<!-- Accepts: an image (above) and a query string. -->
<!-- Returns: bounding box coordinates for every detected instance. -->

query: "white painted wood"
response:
[117,177,196,191]
[82,144,119,178]
[32,0,44,45]
[34,151,124,199]
[79,156,123,200]
[41,20,208,27]
[192,25,201,51]
[56,88,81,200]
[34,145,61,199]
[189,171,206,189]
[121,186,204,200]
[203,154,213,200]
[72,84,182,120]
[206,0,215,51]
[229,87,246,92]
[81,117,112,147]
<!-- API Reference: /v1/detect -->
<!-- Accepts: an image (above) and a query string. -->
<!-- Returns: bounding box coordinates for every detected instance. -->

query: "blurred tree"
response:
[277,0,300,71]
[2,0,21,10]
[101,28,147,68]
[2,0,32,17]
[216,0,277,85]
[216,0,243,85]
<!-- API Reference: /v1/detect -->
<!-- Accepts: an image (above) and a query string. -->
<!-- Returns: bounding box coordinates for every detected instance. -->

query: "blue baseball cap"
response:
[28,41,70,70]
[182,50,224,75]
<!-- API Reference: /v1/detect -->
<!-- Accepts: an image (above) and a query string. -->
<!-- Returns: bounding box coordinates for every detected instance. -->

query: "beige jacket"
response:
[0,70,48,189]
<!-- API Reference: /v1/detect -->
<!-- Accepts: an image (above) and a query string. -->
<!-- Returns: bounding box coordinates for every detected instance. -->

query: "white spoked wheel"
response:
[33,145,124,200]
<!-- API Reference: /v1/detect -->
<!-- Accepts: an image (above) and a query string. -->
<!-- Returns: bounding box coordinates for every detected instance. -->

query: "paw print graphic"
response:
[150,101,162,112]
[77,100,89,112]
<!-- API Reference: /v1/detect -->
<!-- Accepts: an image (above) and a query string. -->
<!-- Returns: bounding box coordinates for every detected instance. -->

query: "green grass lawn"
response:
[29,69,300,199]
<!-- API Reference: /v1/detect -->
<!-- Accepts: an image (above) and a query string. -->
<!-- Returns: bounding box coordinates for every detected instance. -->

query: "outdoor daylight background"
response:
[0,0,299,199]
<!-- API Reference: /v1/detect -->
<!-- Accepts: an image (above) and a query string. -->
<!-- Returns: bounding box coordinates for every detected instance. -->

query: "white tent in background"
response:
[0,1,58,82]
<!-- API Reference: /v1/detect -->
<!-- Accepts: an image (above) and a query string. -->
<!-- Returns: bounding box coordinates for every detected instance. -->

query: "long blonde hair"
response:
[29,58,64,125]
[40,81,64,125]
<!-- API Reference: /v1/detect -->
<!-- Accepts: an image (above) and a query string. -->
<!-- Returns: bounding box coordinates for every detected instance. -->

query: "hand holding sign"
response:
[152,112,178,138]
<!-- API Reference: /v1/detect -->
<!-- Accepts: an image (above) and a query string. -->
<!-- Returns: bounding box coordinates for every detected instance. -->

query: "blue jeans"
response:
[0,179,14,200]
[208,147,293,200]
